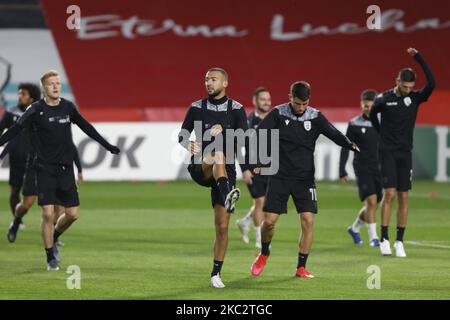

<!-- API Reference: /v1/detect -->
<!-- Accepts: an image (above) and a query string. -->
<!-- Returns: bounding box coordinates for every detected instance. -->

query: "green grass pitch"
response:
[0,180,449,300]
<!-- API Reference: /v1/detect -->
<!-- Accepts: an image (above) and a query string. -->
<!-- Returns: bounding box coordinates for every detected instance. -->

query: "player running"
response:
[0,70,120,270]
[369,48,435,257]
[339,89,381,247]
[250,81,360,278]
[0,83,41,226]
[178,67,252,288]
[236,87,272,249]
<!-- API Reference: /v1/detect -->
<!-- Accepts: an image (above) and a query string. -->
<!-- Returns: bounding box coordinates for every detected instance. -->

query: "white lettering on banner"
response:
[435,126,450,182]
[78,15,248,40]
[77,9,450,41]
[271,9,450,41]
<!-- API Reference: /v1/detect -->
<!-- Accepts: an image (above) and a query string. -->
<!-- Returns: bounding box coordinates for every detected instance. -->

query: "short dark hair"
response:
[360,89,377,101]
[253,87,270,98]
[398,68,416,82]
[18,83,41,102]
[290,81,311,101]
[207,67,228,81]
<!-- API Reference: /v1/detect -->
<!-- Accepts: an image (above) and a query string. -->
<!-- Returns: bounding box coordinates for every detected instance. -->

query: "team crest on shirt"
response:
[361,128,366,134]
[285,119,290,126]
[403,97,412,107]
[304,121,311,131]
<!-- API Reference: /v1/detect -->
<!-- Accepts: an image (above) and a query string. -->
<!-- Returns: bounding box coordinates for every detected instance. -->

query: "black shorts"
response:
[246,175,268,199]
[380,149,412,192]
[263,177,318,214]
[356,172,382,202]
[22,165,38,196]
[9,164,25,188]
[188,163,237,209]
[36,164,79,207]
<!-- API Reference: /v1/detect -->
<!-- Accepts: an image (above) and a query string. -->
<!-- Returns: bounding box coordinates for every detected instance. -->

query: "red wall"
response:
[41,0,450,123]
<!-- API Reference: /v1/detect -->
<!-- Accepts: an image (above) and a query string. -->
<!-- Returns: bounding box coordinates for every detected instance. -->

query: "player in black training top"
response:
[0,83,40,224]
[178,67,251,288]
[236,87,272,249]
[339,89,381,248]
[0,70,120,271]
[250,81,359,279]
[369,48,435,258]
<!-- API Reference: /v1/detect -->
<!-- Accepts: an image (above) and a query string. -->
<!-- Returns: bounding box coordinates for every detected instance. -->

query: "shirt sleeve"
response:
[0,105,35,146]
[339,123,354,178]
[414,53,436,103]
[72,142,82,173]
[369,95,383,132]
[318,112,353,149]
[71,106,115,152]
[178,106,198,149]
[0,111,13,134]
[232,106,251,173]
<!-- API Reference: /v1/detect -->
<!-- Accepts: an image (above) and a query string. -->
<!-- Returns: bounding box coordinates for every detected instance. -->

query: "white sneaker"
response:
[236,219,250,244]
[225,188,240,213]
[210,274,225,288]
[394,241,407,257]
[380,239,392,256]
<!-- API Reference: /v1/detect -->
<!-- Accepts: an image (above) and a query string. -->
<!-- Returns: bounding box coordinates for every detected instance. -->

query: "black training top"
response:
[0,98,116,167]
[339,114,380,177]
[257,103,355,180]
[369,53,435,152]
[178,95,250,173]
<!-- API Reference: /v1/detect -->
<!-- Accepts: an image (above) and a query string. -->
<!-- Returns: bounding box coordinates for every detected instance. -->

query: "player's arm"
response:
[232,106,253,184]
[369,95,383,132]
[318,113,359,152]
[408,48,436,102]
[71,107,120,154]
[0,111,13,134]
[178,106,201,154]
[72,142,82,173]
[0,105,35,146]
[339,123,355,182]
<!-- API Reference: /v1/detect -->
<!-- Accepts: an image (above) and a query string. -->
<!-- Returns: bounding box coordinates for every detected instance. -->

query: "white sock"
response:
[366,223,378,241]
[254,226,261,244]
[243,206,254,222]
[351,216,364,233]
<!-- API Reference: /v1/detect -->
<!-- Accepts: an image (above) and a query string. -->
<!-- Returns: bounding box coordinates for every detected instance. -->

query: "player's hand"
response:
[210,124,223,136]
[340,176,348,184]
[109,145,121,154]
[189,141,201,155]
[242,169,253,185]
[407,47,418,56]
[351,143,360,153]
[77,172,84,184]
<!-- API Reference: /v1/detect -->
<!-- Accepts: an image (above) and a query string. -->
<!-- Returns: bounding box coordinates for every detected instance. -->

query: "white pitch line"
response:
[406,241,450,249]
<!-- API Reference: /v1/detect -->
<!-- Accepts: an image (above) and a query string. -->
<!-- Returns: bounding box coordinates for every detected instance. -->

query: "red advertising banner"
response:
[41,0,450,122]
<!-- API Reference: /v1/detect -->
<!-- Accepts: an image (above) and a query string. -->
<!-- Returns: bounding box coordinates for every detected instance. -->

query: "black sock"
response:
[261,242,271,256]
[45,247,55,263]
[11,217,22,231]
[53,229,62,243]
[216,177,231,202]
[297,252,309,268]
[381,225,389,241]
[211,260,223,277]
[396,227,405,242]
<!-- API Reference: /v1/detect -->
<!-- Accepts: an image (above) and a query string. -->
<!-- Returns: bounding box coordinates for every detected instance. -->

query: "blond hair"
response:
[40,70,59,85]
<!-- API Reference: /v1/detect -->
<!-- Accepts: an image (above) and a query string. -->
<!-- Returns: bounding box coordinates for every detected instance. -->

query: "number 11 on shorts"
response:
[309,188,317,201]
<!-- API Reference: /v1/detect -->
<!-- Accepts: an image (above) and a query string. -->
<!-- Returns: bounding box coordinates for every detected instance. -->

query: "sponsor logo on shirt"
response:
[386,101,398,106]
